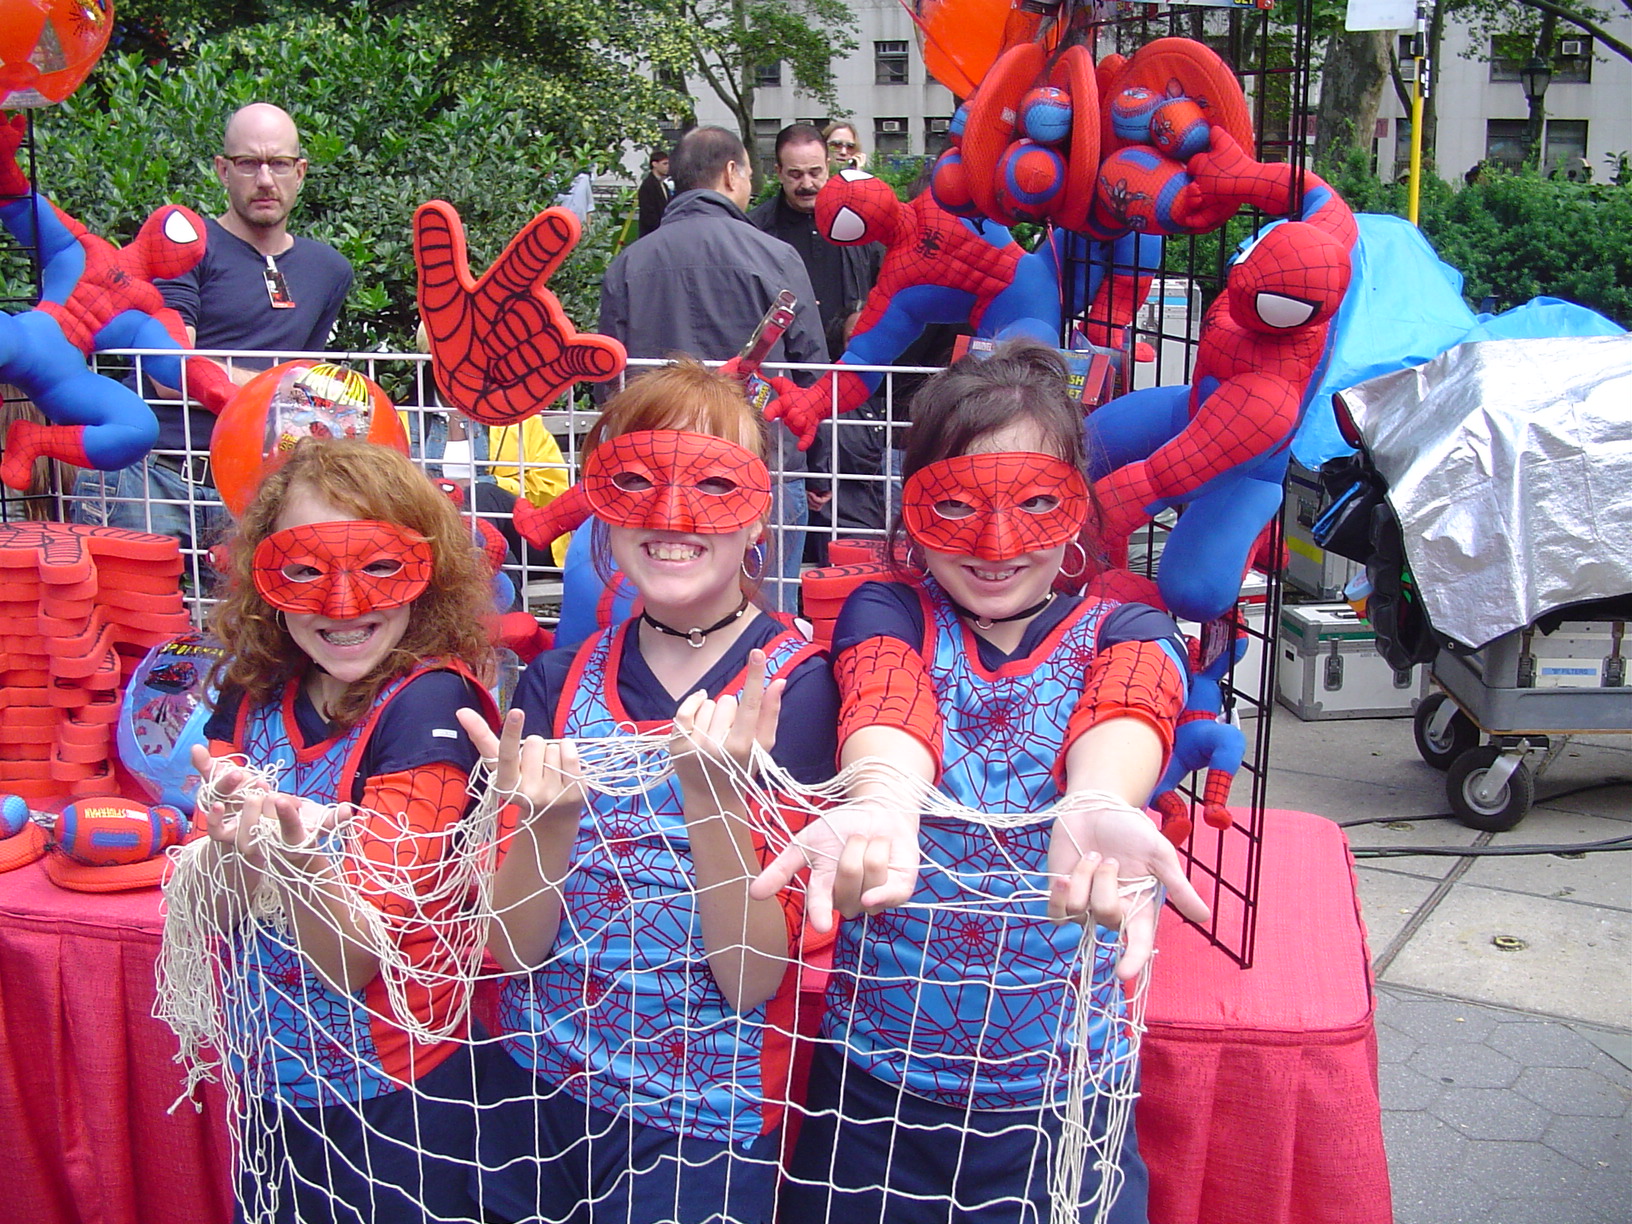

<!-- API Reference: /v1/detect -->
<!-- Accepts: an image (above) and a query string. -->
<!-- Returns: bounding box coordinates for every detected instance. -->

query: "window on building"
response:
[874,116,910,155]
[796,117,829,132]
[1544,119,1589,175]
[755,62,782,88]
[875,40,909,85]
[1485,119,1530,168]
[1553,38,1592,83]
[753,118,781,175]
[1489,36,1593,83]
[925,116,953,157]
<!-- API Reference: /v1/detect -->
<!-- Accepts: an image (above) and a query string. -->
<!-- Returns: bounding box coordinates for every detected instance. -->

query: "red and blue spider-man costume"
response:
[1086,128,1358,626]
[0,117,235,490]
[762,170,1160,448]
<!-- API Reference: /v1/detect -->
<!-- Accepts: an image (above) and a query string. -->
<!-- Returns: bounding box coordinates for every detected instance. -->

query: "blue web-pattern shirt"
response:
[826,579,1128,1111]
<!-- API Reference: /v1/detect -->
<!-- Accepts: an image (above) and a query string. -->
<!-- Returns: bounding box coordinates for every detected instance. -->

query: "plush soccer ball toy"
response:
[210,360,407,516]
[0,0,113,108]
[1108,87,1164,146]
[948,102,971,147]
[994,139,1067,224]
[1150,97,1210,161]
[1019,86,1073,146]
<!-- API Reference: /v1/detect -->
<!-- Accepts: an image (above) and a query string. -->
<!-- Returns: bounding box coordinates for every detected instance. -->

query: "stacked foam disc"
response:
[801,538,891,648]
[0,523,195,807]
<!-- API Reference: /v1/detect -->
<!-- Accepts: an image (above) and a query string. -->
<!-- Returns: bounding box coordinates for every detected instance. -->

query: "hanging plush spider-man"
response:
[1086,127,1359,627]
[0,116,236,490]
[760,170,1159,449]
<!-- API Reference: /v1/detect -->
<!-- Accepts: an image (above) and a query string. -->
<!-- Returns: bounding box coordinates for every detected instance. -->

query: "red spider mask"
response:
[583,431,770,534]
[252,520,434,618]
[902,453,1088,561]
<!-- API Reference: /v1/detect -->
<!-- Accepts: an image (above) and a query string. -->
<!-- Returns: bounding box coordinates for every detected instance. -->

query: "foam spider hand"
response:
[1044,789,1209,981]
[668,650,785,788]
[457,707,585,829]
[414,200,626,427]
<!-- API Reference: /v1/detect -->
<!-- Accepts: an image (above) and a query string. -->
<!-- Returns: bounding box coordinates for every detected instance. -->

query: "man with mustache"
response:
[750,124,886,556]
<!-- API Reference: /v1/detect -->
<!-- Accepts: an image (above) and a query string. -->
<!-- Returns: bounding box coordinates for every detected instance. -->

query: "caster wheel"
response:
[1446,745,1533,832]
[1413,692,1479,770]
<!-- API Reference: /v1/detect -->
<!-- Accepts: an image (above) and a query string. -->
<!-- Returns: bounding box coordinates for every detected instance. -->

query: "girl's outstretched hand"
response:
[458,707,585,826]
[670,649,785,781]
[750,791,921,933]
[1045,791,1210,981]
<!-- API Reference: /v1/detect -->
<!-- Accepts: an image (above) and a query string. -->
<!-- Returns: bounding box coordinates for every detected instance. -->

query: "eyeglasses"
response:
[827,140,858,152]
[223,155,303,178]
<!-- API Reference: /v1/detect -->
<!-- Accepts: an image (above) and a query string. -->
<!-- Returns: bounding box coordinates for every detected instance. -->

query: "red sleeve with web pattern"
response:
[343,762,473,918]
[834,635,943,775]
[1054,639,1186,788]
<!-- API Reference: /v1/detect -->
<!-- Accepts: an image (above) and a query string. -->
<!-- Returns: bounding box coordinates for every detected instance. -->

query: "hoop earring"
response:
[274,609,287,633]
[1059,539,1088,580]
[742,542,766,582]
[902,541,929,577]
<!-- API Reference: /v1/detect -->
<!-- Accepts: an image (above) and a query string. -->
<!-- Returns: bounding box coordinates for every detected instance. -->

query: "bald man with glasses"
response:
[74,103,352,562]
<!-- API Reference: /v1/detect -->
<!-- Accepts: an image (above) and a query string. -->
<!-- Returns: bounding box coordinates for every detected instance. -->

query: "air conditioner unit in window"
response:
[1559,39,1586,58]
[880,120,904,133]
[1398,60,1417,82]
[929,118,951,133]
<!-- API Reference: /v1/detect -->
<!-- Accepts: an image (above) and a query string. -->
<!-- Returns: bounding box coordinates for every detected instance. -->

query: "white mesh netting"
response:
[156,737,1157,1224]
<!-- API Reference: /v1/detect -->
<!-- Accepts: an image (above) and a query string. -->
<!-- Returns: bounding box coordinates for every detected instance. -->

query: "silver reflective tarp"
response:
[1340,335,1632,649]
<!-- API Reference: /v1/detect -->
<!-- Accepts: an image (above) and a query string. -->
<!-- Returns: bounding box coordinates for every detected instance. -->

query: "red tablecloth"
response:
[1139,809,1393,1224]
[0,810,1388,1224]
[0,860,233,1224]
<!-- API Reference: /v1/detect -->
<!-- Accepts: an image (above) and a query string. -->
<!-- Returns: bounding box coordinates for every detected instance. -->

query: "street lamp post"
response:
[1520,55,1552,169]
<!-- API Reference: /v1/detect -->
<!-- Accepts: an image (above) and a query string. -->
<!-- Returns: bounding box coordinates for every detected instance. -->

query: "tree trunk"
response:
[1525,13,1560,167]
[1315,29,1391,169]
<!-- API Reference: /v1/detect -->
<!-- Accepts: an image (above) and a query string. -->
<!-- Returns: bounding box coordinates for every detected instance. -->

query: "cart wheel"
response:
[1413,692,1479,770]
[1446,745,1534,832]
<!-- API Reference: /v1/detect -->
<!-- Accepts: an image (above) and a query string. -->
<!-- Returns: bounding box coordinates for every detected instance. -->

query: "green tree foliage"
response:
[1323,150,1632,325]
[639,0,859,174]
[22,3,624,360]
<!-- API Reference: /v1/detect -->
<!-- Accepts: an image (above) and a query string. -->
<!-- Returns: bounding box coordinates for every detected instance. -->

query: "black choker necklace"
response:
[950,589,1056,631]
[641,599,751,649]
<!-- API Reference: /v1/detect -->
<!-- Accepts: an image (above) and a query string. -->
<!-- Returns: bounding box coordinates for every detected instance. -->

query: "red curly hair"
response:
[208,438,495,730]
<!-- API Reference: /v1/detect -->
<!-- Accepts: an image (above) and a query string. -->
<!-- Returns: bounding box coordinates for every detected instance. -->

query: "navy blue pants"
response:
[474,1049,781,1223]
[234,1042,487,1224]
[779,1046,1149,1224]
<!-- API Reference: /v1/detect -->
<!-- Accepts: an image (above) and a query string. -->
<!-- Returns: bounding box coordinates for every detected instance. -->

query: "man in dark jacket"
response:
[636,150,670,238]
[749,124,886,557]
[599,125,824,611]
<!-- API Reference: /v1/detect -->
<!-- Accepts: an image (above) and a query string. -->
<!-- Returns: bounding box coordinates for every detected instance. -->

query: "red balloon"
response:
[0,0,114,108]
[210,360,407,517]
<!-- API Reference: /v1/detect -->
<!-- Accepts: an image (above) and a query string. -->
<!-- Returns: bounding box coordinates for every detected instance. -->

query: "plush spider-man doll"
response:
[1086,128,1359,627]
[760,170,1160,449]
[0,116,235,490]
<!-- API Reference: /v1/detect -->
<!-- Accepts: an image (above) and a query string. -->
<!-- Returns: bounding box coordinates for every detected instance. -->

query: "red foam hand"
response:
[761,369,872,450]
[415,200,625,427]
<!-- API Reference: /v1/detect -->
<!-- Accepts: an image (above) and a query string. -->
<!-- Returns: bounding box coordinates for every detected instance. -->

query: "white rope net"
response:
[156,735,1156,1224]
